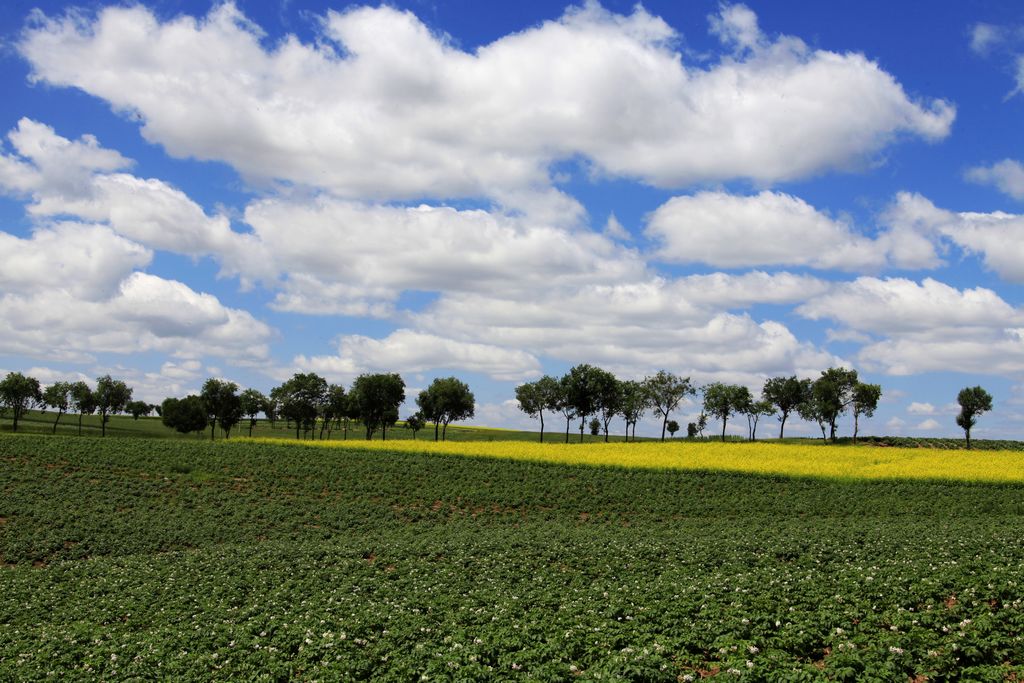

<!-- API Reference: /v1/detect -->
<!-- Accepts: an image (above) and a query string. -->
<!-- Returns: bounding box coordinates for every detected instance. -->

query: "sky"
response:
[2,0,1024,439]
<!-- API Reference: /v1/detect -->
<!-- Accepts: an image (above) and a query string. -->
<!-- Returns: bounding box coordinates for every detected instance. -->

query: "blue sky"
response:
[2,0,1024,438]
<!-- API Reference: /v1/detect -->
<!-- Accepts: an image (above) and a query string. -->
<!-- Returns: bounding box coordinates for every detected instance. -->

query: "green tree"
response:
[798,391,828,441]
[239,388,269,438]
[702,383,749,442]
[812,368,859,442]
[126,400,152,420]
[272,373,328,440]
[851,383,882,443]
[417,377,474,441]
[42,381,73,434]
[743,398,775,441]
[200,378,243,440]
[618,379,649,442]
[666,419,680,438]
[762,376,811,439]
[319,384,348,440]
[563,364,605,443]
[515,375,560,443]
[405,413,425,439]
[161,396,209,435]
[588,417,601,436]
[956,386,993,450]
[350,373,406,440]
[0,372,42,433]
[644,370,694,441]
[70,381,95,436]
[94,375,132,437]
[593,370,622,442]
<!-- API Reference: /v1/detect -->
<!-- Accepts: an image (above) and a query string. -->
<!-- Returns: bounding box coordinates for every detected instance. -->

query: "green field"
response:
[3,434,1024,680]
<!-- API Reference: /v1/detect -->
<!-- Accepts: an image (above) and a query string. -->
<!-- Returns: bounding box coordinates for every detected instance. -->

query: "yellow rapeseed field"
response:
[250,437,1024,483]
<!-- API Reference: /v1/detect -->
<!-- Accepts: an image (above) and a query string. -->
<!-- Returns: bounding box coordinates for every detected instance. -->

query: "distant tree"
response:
[593,370,622,442]
[618,379,649,442]
[587,417,600,436]
[161,396,209,436]
[563,364,604,443]
[851,383,882,443]
[696,411,708,438]
[553,378,576,444]
[703,383,749,442]
[0,372,42,433]
[666,419,680,438]
[644,370,695,441]
[350,373,406,440]
[747,399,774,441]
[272,373,328,440]
[42,381,73,434]
[320,384,348,440]
[70,381,96,436]
[515,375,560,443]
[405,413,425,439]
[956,386,993,450]
[813,368,859,442]
[263,394,279,429]
[200,378,243,440]
[417,377,474,441]
[797,391,828,441]
[126,400,152,420]
[762,376,811,439]
[239,388,268,438]
[94,375,132,437]
[686,422,698,439]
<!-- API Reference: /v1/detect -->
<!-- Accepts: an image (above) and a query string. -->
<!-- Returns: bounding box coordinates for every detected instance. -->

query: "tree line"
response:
[0,368,995,447]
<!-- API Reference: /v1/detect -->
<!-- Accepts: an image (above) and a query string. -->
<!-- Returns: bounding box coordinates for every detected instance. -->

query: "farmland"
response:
[3,435,1024,680]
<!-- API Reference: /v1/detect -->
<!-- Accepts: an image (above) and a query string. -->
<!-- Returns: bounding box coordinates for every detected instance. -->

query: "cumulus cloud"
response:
[965,159,1024,200]
[294,330,541,382]
[646,191,942,271]
[916,418,941,431]
[907,402,935,415]
[969,23,1006,56]
[19,2,953,206]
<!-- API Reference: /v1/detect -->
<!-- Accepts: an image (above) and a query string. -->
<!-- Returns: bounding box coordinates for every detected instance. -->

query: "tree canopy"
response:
[350,373,406,440]
[0,372,42,433]
[94,375,133,437]
[417,377,475,441]
[956,386,993,449]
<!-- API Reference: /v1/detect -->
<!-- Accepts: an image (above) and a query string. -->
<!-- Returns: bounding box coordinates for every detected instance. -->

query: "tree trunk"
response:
[966,428,971,450]
[319,418,327,441]
[579,417,585,443]
[442,420,448,441]
[210,422,216,441]
[52,409,63,434]
[721,416,727,442]
[78,412,83,436]
[565,416,571,443]
[539,411,544,443]
[779,413,787,439]
[101,411,106,437]
[434,421,440,442]
[661,415,668,441]
[853,413,859,444]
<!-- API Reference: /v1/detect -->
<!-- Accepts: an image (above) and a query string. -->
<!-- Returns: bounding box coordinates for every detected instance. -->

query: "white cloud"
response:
[294,330,542,382]
[603,213,631,240]
[646,191,942,271]
[19,2,953,205]
[916,418,941,431]
[886,416,906,432]
[965,159,1024,200]
[907,402,934,415]
[969,23,1006,56]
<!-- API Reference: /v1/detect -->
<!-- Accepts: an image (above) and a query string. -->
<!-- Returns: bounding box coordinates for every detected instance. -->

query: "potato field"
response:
[2,434,1024,680]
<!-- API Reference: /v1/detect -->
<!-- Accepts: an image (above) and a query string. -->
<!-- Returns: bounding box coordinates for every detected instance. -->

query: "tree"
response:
[405,413,425,439]
[417,377,474,441]
[593,370,622,443]
[686,422,699,439]
[812,368,859,442]
[42,381,73,434]
[350,373,406,440]
[588,417,601,436]
[666,419,680,438]
[743,399,774,441]
[553,378,576,444]
[762,376,811,439]
[956,386,993,450]
[851,383,882,443]
[515,375,560,443]
[702,383,749,442]
[644,370,694,441]
[0,372,42,433]
[239,388,269,438]
[94,375,132,437]
[70,381,95,436]
[618,379,648,442]
[562,364,603,443]
[161,396,209,436]
[272,373,328,440]
[126,400,152,420]
[200,378,243,440]
[797,391,828,441]
[320,384,348,440]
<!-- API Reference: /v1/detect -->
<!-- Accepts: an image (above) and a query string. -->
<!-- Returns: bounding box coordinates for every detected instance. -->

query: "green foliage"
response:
[702,383,750,442]
[160,396,209,435]
[852,382,883,442]
[762,376,811,439]
[200,378,243,440]
[238,388,269,438]
[957,386,994,450]
[125,400,152,420]
[94,375,132,437]
[3,435,1024,679]
[666,419,679,437]
[41,381,73,433]
[588,417,601,436]
[350,373,405,441]
[643,370,694,441]
[404,413,425,439]
[618,379,649,442]
[813,368,859,442]
[417,377,474,441]
[0,372,42,433]
[271,373,328,440]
